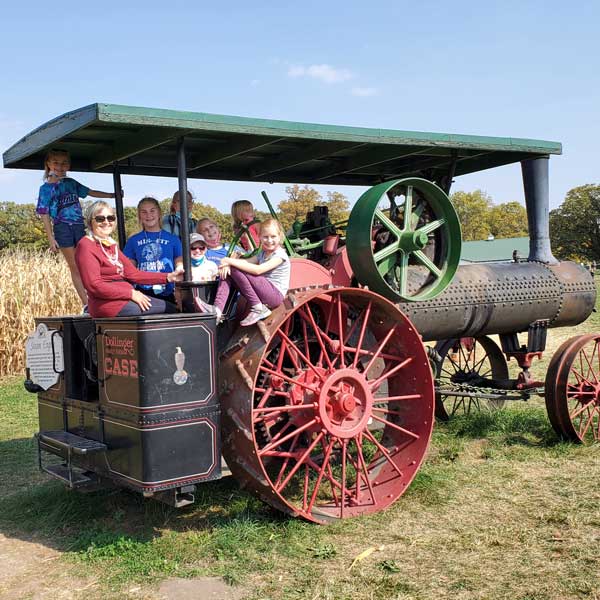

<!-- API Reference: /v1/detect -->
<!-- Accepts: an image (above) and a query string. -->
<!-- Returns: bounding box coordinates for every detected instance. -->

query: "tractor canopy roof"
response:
[3,103,561,185]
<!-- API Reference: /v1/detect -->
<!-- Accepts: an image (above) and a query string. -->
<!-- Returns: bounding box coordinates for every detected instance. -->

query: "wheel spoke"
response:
[340,440,348,518]
[373,240,400,264]
[376,254,397,278]
[260,365,315,392]
[307,438,335,512]
[253,402,318,419]
[372,394,422,403]
[397,252,409,298]
[578,406,597,439]
[581,346,599,383]
[368,357,412,390]
[298,305,334,371]
[259,418,318,456]
[363,326,397,375]
[413,250,442,278]
[417,217,445,236]
[274,433,301,488]
[364,429,404,477]
[374,208,402,238]
[402,186,413,231]
[371,414,420,440]
[356,433,376,505]
[568,398,597,420]
[337,294,346,368]
[276,432,324,493]
[277,328,324,381]
[350,301,373,369]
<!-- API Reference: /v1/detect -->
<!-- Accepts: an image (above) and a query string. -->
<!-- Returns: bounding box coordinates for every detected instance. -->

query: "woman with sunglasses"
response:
[75,201,183,318]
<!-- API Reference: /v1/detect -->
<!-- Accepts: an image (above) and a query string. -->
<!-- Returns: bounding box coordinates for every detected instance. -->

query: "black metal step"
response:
[38,430,107,455]
[42,463,96,487]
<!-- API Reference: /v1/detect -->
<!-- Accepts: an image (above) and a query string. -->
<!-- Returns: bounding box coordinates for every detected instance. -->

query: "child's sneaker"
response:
[195,297,216,315]
[240,304,271,326]
[195,298,224,324]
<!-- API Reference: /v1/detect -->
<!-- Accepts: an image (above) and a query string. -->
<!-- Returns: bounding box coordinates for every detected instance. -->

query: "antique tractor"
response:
[5,103,597,524]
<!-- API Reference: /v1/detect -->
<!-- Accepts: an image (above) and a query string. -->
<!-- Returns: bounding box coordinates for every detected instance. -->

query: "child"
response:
[123,197,183,304]
[36,149,117,306]
[189,233,218,282]
[231,199,260,252]
[196,218,290,327]
[162,190,197,237]
[196,217,243,265]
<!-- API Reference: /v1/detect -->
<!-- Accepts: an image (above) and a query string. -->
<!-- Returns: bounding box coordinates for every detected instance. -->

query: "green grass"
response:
[2,379,598,600]
[2,278,600,600]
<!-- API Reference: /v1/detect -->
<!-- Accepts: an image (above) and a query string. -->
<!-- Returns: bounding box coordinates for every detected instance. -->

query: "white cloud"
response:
[288,64,354,84]
[351,87,379,97]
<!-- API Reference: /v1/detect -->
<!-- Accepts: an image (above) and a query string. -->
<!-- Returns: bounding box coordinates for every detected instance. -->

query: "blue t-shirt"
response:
[123,230,182,297]
[36,178,89,224]
[206,244,243,266]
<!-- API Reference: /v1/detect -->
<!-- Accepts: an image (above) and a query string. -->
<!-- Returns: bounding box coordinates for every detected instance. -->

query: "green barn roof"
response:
[461,236,530,263]
[2,103,562,186]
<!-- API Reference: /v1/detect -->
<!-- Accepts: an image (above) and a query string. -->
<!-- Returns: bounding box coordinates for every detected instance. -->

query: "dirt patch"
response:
[0,533,94,599]
[157,577,246,600]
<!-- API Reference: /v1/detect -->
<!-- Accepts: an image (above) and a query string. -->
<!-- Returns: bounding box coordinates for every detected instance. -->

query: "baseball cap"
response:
[190,233,206,246]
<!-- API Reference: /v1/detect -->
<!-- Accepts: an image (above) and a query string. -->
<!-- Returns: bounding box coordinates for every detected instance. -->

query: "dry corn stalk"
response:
[0,248,80,377]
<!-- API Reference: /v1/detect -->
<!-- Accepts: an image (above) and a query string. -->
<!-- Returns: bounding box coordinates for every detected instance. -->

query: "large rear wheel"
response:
[220,288,435,522]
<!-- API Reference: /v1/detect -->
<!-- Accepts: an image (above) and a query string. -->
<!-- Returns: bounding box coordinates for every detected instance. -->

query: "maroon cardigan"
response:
[75,236,168,317]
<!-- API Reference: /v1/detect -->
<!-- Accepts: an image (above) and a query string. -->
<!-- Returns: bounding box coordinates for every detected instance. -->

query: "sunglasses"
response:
[191,244,206,251]
[94,215,116,223]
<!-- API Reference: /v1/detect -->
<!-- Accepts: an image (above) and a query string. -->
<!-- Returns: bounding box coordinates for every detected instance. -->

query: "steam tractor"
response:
[4,104,597,523]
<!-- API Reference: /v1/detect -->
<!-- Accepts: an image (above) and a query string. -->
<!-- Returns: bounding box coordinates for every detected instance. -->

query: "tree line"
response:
[2,183,596,258]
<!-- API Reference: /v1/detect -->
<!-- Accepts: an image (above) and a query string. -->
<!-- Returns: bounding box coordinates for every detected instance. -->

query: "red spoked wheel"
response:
[220,287,435,523]
[545,334,600,444]
[434,336,508,421]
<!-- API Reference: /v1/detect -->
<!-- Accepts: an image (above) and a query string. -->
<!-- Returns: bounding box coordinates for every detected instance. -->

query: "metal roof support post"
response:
[177,137,192,280]
[521,157,557,264]
[112,164,126,249]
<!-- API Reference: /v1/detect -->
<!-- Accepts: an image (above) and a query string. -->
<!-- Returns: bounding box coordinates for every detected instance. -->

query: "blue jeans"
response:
[54,222,86,248]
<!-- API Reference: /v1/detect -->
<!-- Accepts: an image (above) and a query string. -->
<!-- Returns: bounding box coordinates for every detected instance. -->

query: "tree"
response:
[550,184,600,261]
[277,185,323,230]
[450,190,493,241]
[276,185,350,231]
[325,191,351,224]
[489,202,528,238]
[0,203,46,249]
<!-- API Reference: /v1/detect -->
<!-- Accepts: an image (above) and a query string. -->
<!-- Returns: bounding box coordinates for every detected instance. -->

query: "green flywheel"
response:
[346,178,461,302]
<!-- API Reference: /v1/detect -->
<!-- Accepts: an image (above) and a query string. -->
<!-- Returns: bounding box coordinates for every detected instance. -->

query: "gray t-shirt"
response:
[257,247,290,296]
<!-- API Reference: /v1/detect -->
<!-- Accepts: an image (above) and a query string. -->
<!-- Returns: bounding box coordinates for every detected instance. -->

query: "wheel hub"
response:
[288,367,373,438]
[317,369,373,438]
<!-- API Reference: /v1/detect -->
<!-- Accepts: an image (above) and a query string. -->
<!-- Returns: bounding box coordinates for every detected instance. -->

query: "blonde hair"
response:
[197,217,218,231]
[171,190,193,214]
[43,149,70,181]
[85,201,113,230]
[231,200,254,226]
[137,196,162,227]
[259,218,285,239]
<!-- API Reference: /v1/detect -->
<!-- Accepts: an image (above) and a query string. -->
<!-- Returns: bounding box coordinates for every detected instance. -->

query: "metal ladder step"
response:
[42,463,96,487]
[38,430,107,455]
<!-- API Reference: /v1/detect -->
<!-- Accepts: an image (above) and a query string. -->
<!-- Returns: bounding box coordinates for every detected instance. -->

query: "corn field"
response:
[0,248,80,376]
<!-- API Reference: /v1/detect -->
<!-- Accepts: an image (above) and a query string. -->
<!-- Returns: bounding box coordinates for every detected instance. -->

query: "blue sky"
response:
[1,0,598,213]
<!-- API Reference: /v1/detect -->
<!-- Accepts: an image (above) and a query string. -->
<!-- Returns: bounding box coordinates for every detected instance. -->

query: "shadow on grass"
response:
[436,406,565,448]
[0,470,290,546]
